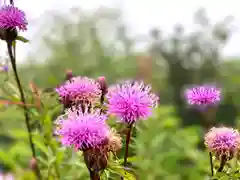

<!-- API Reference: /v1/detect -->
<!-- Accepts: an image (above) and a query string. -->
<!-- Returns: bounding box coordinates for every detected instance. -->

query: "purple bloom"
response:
[0,5,27,31]
[55,110,110,151]
[56,76,101,107]
[106,81,159,125]
[184,84,221,107]
[205,127,240,160]
[0,64,8,72]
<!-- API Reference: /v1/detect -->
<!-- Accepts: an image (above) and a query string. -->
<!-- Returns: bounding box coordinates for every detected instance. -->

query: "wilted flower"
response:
[55,109,109,151]
[0,5,27,31]
[205,127,239,160]
[56,76,101,108]
[184,84,221,107]
[107,128,122,152]
[83,128,122,172]
[106,81,158,125]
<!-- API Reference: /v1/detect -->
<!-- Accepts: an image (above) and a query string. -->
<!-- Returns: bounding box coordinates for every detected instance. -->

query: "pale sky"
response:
[1,0,240,62]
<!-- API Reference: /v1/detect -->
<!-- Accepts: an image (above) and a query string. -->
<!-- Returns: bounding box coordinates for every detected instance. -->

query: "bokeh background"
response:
[0,0,240,179]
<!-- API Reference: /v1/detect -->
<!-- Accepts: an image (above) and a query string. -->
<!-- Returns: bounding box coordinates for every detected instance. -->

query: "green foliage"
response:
[0,6,240,180]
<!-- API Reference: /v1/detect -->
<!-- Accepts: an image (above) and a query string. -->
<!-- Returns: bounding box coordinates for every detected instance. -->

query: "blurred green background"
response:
[0,7,240,180]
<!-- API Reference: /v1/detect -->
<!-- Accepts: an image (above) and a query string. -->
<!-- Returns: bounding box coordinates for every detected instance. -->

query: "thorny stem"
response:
[209,152,214,176]
[121,125,133,180]
[7,41,41,180]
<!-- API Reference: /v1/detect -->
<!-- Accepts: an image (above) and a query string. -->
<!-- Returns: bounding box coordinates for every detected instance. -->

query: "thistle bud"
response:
[65,69,74,81]
[97,76,108,104]
[29,158,37,171]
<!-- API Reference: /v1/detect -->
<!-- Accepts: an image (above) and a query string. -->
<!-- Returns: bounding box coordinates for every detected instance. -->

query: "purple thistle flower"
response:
[55,110,110,151]
[184,84,221,107]
[56,76,101,107]
[106,81,159,125]
[205,127,240,160]
[0,5,27,31]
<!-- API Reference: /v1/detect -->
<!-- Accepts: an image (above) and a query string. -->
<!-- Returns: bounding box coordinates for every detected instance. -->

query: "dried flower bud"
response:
[97,76,108,95]
[108,129,122,152]
[82,129,122,174]
[29,158,37,171]
[65,69,74,81]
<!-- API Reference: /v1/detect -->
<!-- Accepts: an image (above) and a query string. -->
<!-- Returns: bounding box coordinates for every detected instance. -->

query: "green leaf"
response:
[16,35,30,43]
[213,172,228,179]
[19,171,36,180]
[108,166,136,180]
[32,136,49,156]
[118,156,142,164]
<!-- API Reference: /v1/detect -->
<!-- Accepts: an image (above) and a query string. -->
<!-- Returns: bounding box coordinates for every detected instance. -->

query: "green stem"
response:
[121,125,133,180]
[7,41,41,180]
[209,152,214,176]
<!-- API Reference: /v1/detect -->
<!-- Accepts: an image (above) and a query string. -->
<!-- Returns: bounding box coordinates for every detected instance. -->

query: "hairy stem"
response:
[7,42,41,180]
[121,125,133,180]
[209,152,214,176]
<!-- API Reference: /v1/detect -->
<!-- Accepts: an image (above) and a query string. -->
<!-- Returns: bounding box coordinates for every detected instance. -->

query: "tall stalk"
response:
[209,152,214,176]
[121,125,133,180]
[7,41,41,179]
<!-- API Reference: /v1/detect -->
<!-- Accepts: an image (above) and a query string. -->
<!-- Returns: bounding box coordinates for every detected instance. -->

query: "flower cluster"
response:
[205,127,240,160]
[55,77,158,175]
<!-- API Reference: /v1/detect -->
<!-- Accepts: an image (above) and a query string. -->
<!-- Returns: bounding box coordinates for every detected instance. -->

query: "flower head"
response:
[56,76,101,108]
[0,5,27,31]
[55,110,110,151]
[205,127,239,160]
[184,84,221,107]
[106,81,158,125]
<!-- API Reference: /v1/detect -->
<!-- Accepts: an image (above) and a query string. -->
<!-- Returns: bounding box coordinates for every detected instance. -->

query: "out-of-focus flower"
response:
[55,76,101,108]
[55,109,109,151]
[0,173,14,180]
[0,5,27,31]
[205,127,239,160]
[184,84,221,107]
[106,81,158,125]
[0,64,8,72]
